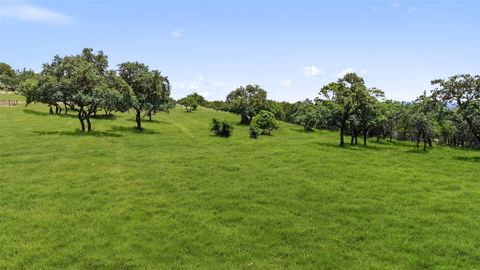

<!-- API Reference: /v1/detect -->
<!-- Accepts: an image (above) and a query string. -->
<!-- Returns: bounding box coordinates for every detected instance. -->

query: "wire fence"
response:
[0,100,19,107]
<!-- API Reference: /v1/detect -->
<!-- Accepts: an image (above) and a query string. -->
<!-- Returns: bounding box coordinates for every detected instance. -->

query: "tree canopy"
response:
[0,62,17,91]
[226,84,268,124]
[23,49,134,131]
[118,62,174,129]
[319,73,379,146]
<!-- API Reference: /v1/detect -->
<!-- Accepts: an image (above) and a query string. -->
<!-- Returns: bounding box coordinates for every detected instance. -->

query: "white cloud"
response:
[391,2,400,8]
[279,80,292,87]
[172,27,183,38]
[336,68,367,78]
[171,75,235,100]
[303,66,323,77]
[0,1,71,24]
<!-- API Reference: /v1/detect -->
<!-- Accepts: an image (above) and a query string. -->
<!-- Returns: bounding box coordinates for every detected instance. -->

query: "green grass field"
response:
[1,101,479,269]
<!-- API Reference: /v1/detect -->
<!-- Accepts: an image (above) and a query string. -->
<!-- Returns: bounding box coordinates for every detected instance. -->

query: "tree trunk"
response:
[428,137,433,147]
[135,110,142,129]
[363,130,367,146]
[422,130,427,151]
[64,104,68,114]
[351,135,354,145]
[416,131,420,149]
[78,110,85,132]
[240,114,250,125]
[49,105,53,114]
[354,133,358,145]
[339,125,345,147]
[86,114,92,132]
[148,110,152,121]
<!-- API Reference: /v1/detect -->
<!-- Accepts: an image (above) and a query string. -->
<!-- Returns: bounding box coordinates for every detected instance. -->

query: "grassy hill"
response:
[1,102,479,269]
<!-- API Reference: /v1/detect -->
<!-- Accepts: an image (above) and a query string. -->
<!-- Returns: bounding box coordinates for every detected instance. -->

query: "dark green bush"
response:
[249,125,260,139]
[211,118,233,137]
[250,110,278,135]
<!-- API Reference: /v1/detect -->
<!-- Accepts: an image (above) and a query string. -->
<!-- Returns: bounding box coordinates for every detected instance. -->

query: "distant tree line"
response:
[196,74,479,149]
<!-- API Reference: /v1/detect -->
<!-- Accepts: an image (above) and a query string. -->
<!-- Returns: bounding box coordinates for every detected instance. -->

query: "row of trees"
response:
[313,73,479,149]
[197,74,478,149]
[15,49,174,131]
[3,51,478,148]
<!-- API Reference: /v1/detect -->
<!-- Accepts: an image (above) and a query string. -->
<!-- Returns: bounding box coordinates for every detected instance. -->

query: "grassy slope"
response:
[0,103,479,269]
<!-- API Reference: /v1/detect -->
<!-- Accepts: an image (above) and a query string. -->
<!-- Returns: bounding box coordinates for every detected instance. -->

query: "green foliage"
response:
[187,92,207,106]
[0,62,16,91]
[20,49,136,131]
[250,110,278,135]
[432,74,480,147]
[178,95,198,112]
[13,68,37,92]
[248,125,260,139]
[265,99,286,120]
[226,84,268,124]
[118,62,172,128]
[102,70,134,114]
[18,78,39,104]
[292,99,321,131]
[210,118,233,137]
[319,73,376,146]
[204,100,229,111]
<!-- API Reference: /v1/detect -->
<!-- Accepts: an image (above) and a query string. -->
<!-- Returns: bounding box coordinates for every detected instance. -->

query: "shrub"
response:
[250,110,278,135]
[210,118,233,137]
[249,125,260,139]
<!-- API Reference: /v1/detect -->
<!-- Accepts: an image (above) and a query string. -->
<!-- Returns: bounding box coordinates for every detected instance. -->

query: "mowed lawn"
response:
[1,100,479,269]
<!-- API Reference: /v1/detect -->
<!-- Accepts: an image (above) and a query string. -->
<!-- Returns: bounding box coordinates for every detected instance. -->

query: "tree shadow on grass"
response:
[290,127,316,133]
[109,126,160,134]
[406,148,430,154]
[23,109,77,118]
[453,156,480,162]
[126,118,171,124]
[33,130,122,137]
[91,114,117,120]
[378,139,416,148]
[208,134,232,139]
[313,141,388,151]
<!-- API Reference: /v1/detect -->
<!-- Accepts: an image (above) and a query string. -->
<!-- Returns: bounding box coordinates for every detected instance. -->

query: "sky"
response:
[0,0,479,102]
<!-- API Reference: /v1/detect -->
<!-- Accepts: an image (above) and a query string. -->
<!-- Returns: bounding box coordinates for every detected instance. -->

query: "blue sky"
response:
[0,0,478,102]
